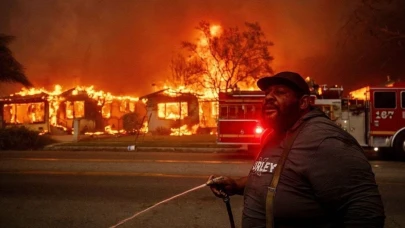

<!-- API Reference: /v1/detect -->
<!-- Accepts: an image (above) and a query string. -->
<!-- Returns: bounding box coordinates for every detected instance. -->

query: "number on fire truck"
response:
[375,111,394,119]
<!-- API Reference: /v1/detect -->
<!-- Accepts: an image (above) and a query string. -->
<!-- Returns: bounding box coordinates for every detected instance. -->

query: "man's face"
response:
[262,84,301,130]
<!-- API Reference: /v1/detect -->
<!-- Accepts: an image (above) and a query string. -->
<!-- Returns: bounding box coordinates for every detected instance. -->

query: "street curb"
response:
[43,145,245,153]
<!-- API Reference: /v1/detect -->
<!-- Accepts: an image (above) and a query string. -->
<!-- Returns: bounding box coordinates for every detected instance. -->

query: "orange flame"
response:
[7,85,141,135]
[350,87,369,100]
[170,124,199,136]
[210,24,222,36]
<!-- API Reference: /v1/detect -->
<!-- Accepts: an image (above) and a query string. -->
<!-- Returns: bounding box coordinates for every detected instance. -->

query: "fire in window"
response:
[120,100,128,113]
[66,101,85,119]
[157,102,188,120]
[3,102,45,124]
[129,102,135,112]
[102,103,111,118]
[119,100,135,113]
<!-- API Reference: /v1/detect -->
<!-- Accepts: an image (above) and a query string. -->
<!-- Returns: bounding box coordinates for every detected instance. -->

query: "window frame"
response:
[373,91,397,109]
[157,102,189,120]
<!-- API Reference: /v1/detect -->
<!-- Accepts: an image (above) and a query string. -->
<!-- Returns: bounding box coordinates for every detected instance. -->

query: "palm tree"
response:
[0,34,32,87]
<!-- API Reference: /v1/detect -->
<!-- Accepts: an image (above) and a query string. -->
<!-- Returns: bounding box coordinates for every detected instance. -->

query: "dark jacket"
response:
[242,108,385,228]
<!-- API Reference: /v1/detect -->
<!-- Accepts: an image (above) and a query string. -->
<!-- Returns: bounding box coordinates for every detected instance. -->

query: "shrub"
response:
[122,113,143,133]
[0,126,57,150]
[153,126,171,136]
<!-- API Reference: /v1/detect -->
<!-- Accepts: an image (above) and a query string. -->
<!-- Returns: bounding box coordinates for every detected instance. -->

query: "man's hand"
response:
[207,175,245,198]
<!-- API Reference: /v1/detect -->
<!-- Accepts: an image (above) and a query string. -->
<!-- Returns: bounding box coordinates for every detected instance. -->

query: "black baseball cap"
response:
[257,71,310,95]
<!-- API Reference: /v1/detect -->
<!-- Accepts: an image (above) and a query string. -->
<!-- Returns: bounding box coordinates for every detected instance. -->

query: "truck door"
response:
[370,89,398,135]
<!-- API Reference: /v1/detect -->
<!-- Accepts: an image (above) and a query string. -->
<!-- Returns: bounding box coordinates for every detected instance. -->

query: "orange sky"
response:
[0,0,359,96]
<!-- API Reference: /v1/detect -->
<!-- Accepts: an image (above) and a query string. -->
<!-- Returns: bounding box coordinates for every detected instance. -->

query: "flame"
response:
[170,124,199,136]
[157,102,188,120]
[3,102,45,124]
[210,25,222,36]
[139,121,148,133]
[350,86,369,100]
[6,84,141,135]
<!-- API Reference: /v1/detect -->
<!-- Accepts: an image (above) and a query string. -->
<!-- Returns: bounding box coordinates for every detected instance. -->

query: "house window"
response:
[374,92,396,109]
[129,102,135,112]
[119,101,136,113]
[3,102,45,124]
[120,100,128,112]
[66,101,85,119]
[157,102,188,120]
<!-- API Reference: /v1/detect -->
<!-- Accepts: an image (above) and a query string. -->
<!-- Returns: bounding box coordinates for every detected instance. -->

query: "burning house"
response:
[140,89,201,135]
[0,85,146,135]
[0,93,49,132]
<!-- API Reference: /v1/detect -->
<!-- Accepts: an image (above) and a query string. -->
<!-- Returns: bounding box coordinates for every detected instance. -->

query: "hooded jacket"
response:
[242,108,385,228]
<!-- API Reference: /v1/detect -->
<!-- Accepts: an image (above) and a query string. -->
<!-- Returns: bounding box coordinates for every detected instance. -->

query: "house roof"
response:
[0,92,49,103]
[139,89,168,100]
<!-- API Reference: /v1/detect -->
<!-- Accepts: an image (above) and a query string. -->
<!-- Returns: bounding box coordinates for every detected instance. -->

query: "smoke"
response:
[0,0,373,95]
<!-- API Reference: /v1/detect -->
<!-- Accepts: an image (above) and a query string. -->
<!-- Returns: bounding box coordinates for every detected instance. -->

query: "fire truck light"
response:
[255,126,264,134]
[374,147,379,152]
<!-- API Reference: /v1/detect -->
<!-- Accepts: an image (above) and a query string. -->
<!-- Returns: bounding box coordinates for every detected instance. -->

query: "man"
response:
[208,71,385,227]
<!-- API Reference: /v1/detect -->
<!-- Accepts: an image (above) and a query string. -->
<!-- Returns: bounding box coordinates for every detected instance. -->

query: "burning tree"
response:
[169,53,205,89]
[170,21,274,98]
[0,34,32,87]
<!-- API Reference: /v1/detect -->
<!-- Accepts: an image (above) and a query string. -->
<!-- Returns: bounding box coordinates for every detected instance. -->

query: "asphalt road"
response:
[0,151,404,228]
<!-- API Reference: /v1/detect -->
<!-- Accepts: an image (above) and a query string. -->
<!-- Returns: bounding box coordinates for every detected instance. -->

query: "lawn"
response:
[51,134,239,148]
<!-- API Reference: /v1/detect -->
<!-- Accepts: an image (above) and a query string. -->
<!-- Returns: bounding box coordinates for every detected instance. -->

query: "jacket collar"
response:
[288,108,327,133]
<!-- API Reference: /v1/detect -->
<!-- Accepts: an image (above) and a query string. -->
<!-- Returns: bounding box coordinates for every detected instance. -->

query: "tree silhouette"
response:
[168,53,205,89]
[341,0,405,69]
[0,34,32,87]
[345,0,405,43]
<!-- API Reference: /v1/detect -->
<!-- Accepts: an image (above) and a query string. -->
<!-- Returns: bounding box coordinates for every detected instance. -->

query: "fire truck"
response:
[217,90,265,147]
[217,85,405,160]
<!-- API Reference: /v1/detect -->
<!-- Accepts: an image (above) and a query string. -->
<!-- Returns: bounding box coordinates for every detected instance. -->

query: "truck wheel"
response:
[393,131,405,161]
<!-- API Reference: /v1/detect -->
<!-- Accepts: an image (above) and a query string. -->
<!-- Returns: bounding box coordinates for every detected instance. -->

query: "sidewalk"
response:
[44,134,246,153]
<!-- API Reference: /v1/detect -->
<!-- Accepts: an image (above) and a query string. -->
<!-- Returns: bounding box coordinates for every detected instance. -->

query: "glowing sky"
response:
[0,0,392,96]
